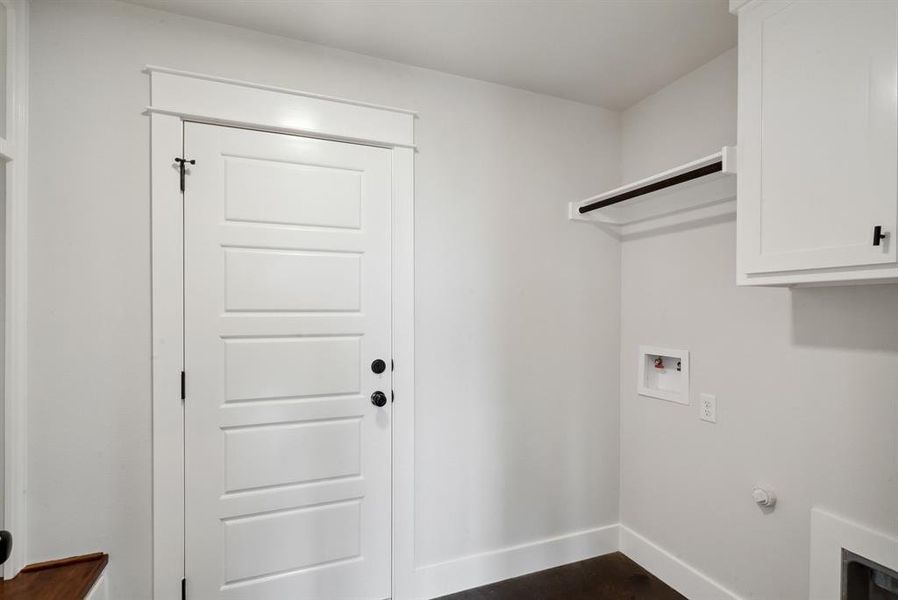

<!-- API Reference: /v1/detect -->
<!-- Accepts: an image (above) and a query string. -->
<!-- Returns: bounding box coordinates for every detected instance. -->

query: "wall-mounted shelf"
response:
[570,146,737,236]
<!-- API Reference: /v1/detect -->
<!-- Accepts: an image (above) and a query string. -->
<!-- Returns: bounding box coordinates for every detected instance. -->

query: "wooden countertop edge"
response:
[0,552,108,599]
[19,553,107,574]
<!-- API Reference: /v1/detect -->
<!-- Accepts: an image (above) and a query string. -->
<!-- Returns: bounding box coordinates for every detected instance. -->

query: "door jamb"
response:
[148,67,416,600]
[1,0,29,579]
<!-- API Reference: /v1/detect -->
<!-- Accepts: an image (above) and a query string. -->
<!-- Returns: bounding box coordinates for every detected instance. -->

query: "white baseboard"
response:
[413,523,619,599]
[405,523,743,600]
[619,525,742,600]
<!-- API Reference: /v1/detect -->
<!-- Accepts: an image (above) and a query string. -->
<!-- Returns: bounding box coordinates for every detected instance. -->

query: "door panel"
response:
[223,418,361,492]
[223,499,362,583]
[224,249,362,312]
[224,336,361,402]
[223,156,363,229]
[738,0,898,275]
[184,122,392,599]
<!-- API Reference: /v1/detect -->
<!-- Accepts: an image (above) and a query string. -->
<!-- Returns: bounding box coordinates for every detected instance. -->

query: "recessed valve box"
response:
[638,345,690,405]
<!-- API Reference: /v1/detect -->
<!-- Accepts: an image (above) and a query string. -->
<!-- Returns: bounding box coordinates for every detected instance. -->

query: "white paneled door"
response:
[183,123,392,599]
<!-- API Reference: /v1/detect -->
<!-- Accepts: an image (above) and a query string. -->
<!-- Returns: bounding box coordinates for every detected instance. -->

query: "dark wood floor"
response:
[436,552,686,600]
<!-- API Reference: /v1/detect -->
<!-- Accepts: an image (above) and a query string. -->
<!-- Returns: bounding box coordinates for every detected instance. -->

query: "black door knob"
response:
[371,359,386,374]
[371,391,387,407]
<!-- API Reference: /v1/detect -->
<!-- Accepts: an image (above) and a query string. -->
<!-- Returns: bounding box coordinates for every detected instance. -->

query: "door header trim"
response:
[146,66,416,149]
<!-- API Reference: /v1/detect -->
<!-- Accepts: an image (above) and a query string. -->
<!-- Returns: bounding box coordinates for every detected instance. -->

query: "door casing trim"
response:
[149,67,416,600]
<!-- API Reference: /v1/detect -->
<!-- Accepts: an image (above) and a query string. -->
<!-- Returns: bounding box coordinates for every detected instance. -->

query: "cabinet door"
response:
[738,0,898,276]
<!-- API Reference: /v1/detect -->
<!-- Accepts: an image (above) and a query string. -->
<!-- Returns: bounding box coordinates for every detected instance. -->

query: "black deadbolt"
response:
[371,391,388,407]
[371,359,386,374]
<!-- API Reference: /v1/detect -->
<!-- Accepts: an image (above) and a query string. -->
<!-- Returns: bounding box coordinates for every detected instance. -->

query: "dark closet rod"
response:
[578,160,723,214]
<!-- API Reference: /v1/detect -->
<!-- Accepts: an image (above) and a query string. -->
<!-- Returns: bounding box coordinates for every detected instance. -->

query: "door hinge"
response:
[174,157,196,193]
[180,370,186,401]
[181,577,186,600]
[391,389,394,403]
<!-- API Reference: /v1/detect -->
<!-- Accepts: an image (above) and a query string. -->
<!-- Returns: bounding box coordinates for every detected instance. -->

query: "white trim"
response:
[149,70,415,599]
[401,522,751,600]
[810,508,898,600]
[150,113,185,600]
[145,107,417,151]
[569,147,736,237]
[738,262,898,287]
[0,0,14,155]
[620,525,742,600]
[574,149,730,211]
[391,146,416,599]
[2,0,28,579]
[413,525,619,599]
[148,68,414,150]
[145,66,417,116]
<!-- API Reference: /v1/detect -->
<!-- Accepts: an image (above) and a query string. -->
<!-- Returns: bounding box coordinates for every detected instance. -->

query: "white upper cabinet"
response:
[734,0,898,285]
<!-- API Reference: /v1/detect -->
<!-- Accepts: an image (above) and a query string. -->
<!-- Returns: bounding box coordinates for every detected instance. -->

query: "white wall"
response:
[619,48,898,599]
[621,48,737,182]
[27,1,622,597]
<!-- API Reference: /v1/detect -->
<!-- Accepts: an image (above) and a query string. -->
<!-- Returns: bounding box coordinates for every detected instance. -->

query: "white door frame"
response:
[2,0,29,580]
[148,67,416,600]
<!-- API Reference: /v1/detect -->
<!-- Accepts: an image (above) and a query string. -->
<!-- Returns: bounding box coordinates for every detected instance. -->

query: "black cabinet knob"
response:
[371,391,387,407]
[371,359,386,374]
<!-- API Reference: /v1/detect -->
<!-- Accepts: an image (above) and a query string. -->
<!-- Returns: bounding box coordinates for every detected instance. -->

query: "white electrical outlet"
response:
[700,393,717,423]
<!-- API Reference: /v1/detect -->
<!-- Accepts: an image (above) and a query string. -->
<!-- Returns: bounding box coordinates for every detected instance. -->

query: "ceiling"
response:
[127,0,736,110]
